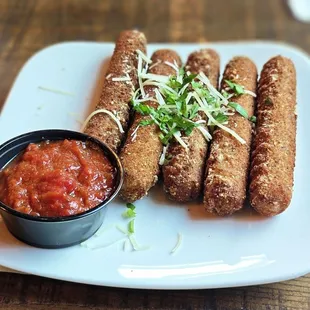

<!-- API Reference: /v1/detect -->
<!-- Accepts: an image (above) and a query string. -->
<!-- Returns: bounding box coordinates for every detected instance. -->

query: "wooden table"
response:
[1,0,310,309]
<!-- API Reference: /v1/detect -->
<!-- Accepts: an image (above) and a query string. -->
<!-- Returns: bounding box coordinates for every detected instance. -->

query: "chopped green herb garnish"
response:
[213,113,229,124]
[264,97,273,105]
[183,73,197,85]
[163,153,173,165]
[131,51,256,146]
[126,203,136,210]
[139,119,154,126]
[128,219,135,234]
[122,203,136,218]
[221,90,230,98]
[249,115,257,123]
[228,102,249,119]
[122,208,136,218]
[225,80,245,95]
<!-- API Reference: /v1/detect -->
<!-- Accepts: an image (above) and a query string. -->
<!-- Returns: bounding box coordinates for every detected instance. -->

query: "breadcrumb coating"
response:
[85,30,147,152]
[119,50,182,202]
[163,49,220,202]
[204,56,257,215]
[250,56,296,216]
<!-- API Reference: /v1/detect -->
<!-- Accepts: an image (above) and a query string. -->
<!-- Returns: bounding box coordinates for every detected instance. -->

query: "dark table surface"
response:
[1,0,310,309]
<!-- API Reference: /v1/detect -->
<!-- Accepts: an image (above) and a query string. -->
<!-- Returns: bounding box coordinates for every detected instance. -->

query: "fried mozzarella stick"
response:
[163,49,220,202]
[204,57,257,215]
[250,56,296,216]
[119,50,182,202]
[84,30,147,152]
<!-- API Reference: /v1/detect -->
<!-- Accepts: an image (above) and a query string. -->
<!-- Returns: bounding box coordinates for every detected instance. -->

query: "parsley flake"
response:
[122,203,136,218]
[264,97,273,105]
[225,80,245,95]
[249,115,257,123]
[228,102,249,119]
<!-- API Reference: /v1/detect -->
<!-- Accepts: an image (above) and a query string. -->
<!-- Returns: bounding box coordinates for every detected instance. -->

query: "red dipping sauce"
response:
[0,139,116,217]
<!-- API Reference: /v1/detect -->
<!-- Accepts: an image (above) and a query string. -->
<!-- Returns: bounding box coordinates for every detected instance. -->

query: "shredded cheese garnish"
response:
[131,125,140,137]
[136,49,152,64]
[159,144,169,165]
[173,131,188,149]
[178,83,189,95]
[116,225,128,235]
[198,72,228,104]
[128,234,150,251]
[81,109,124,133]
[142,81,177,94]
[112,49,257,149]
[154,88,166,106]
[38,86,75,97]
[171,233,183,254]
[164,61,179,73]
[197,125,212,141]
[112,76,131,82]
[244,89,257,97]
[149,60,161,70]
[139,73,169,83]
[131,50,255,148]
[137,53,146,98]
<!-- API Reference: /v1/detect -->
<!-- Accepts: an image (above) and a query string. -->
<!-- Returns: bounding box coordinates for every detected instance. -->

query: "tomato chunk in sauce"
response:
[0,139,116,217]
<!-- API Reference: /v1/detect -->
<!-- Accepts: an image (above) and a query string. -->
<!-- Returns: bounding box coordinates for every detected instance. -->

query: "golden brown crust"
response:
[84,30,147,152]
[163,49,220,202]
[249,56,296,216]
[119,50,182,202]
[204,56,257,215]
[185,49,220,88]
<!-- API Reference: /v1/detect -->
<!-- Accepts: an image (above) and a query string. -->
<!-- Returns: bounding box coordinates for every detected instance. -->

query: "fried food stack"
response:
[84,30,297,216]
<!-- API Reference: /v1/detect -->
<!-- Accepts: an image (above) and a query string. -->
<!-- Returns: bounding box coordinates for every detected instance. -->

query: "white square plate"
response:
[0,41,309,289]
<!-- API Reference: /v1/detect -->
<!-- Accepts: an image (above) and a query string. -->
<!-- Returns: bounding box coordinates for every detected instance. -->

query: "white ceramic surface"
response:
[0,41,309,289]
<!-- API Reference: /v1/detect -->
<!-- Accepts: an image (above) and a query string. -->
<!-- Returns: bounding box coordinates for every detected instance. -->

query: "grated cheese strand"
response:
[244,89,257,97]
[116,225,128,235]
[198,72,229,105]
[139,73,169,83]
[154,88,166,106]
[178,83,189,95]
[38,86,75,97]
[170,233,183,254]
[149,60,161,70]
[112,76,131,82]
[142,81,178,95]
[159,144,169,165]
[136,49,152,64]
[128,234,150,251]
[197,125,212,141]
[173,131,188,149]
[192,92,245,144]
[137,52,146,97]
[81,109,124,133]
[164,61,179,73]
[131,125,140,137]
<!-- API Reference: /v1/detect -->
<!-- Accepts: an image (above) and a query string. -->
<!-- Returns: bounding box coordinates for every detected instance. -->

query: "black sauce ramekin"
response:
[0,129,123,249]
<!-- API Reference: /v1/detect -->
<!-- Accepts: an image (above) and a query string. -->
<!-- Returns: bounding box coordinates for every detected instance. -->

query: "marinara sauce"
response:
[0,139,116,217]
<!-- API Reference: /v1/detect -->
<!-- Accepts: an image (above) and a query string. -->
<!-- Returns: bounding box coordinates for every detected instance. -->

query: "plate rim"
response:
[0,40,309,289]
